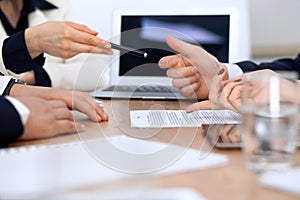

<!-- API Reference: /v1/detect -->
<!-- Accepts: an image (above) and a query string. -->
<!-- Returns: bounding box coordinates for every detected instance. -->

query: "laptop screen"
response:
[119,15,230,77]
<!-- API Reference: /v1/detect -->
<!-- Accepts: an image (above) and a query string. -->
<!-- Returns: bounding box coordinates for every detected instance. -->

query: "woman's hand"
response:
[25,21,113,59]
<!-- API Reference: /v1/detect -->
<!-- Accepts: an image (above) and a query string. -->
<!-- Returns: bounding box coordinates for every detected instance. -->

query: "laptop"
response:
[91,9,239,100]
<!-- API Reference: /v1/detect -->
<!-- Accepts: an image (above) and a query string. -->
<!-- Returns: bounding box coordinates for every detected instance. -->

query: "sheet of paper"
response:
[259,168,300,196]
[106,135,228,174]
[49,187,206,200]
[0,135,227,198]
[130,110,241,128]
[0,141,128,198]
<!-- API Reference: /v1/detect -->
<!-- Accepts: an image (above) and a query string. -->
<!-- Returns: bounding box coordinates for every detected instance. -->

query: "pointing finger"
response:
[186,100,213,113]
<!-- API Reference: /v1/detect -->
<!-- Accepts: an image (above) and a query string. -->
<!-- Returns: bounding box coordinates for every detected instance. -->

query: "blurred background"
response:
[249,0,300,61]
[70,0,299,62]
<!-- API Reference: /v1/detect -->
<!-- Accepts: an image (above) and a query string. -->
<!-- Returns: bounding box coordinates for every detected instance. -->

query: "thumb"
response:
[165,35,220,77]
[186,100,213,112]
[166,35,200,60]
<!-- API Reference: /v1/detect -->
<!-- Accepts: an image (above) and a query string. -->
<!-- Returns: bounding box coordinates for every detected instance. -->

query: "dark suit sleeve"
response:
[236,53,300,78]
[2,30,52,87]
[0,97,23,147]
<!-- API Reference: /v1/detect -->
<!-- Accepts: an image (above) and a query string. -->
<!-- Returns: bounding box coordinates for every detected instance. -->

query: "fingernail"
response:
[96,102,104,107]
[234,78,242,82]
[186,109,193,113]
[158,59,165,66]
[77,123,86,131]
[169,59,174,66]
[217,68,225,76]
[191,67,198,74]
[98,116,102,121]
[166,69,171,76]
[104,113,109,121]
[104,43,111,48]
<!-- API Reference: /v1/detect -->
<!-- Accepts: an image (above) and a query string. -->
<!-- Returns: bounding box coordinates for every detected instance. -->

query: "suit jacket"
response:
[0,0,110,91]
[0,97,23,147]
[0,75,23,147]
[0,0,72,88]
[237,53,300,77]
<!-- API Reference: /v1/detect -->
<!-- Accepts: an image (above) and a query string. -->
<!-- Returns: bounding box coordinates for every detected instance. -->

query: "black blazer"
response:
[0,73,23,146]
[236,53,300,78]
[0,97,23,147]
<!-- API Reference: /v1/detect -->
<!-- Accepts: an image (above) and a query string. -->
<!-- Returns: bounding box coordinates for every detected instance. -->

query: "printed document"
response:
[130,110,241,128]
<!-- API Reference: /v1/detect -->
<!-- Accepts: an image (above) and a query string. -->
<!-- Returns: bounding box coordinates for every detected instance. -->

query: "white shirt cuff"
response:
[224,63,244,80]
[0,76,13,95]
[5,96,30,126]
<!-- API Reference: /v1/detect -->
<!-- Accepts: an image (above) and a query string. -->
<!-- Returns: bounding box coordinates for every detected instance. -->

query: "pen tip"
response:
[144,52,148,58]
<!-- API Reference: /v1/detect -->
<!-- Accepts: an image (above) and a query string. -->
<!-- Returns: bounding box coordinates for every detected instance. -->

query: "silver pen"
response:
[110,43,148,58]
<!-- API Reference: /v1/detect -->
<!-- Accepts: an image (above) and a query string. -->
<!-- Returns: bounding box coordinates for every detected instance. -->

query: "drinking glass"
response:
[241,71,299,173]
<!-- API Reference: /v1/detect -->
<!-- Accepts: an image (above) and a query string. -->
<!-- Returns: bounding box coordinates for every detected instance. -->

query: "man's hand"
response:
[186,69,296,113]
[17,97,79,140]
[159,35,228,99]
[207,124,241,143]
[10,85,108,122]
[186,68,244,112]
[159,54,208,99]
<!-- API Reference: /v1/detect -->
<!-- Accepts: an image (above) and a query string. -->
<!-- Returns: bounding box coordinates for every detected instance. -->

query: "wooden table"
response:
[8,99,300,200]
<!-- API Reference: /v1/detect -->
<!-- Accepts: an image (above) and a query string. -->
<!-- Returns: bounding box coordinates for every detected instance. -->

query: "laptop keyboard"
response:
[103,85,178,93]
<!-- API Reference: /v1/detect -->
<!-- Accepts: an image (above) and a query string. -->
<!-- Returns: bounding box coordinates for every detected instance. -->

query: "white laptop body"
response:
[91,9,239,100]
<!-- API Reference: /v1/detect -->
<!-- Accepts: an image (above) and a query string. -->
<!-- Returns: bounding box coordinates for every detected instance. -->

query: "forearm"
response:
[294,81,300,105]
[280,79,300,104]
[3,31,41,73]
[21,70,35,85]
[9,84,70,102]
[9,84,49,98]
[24,28,43,59]
[15,68,51,87]
[2,30,51,86]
